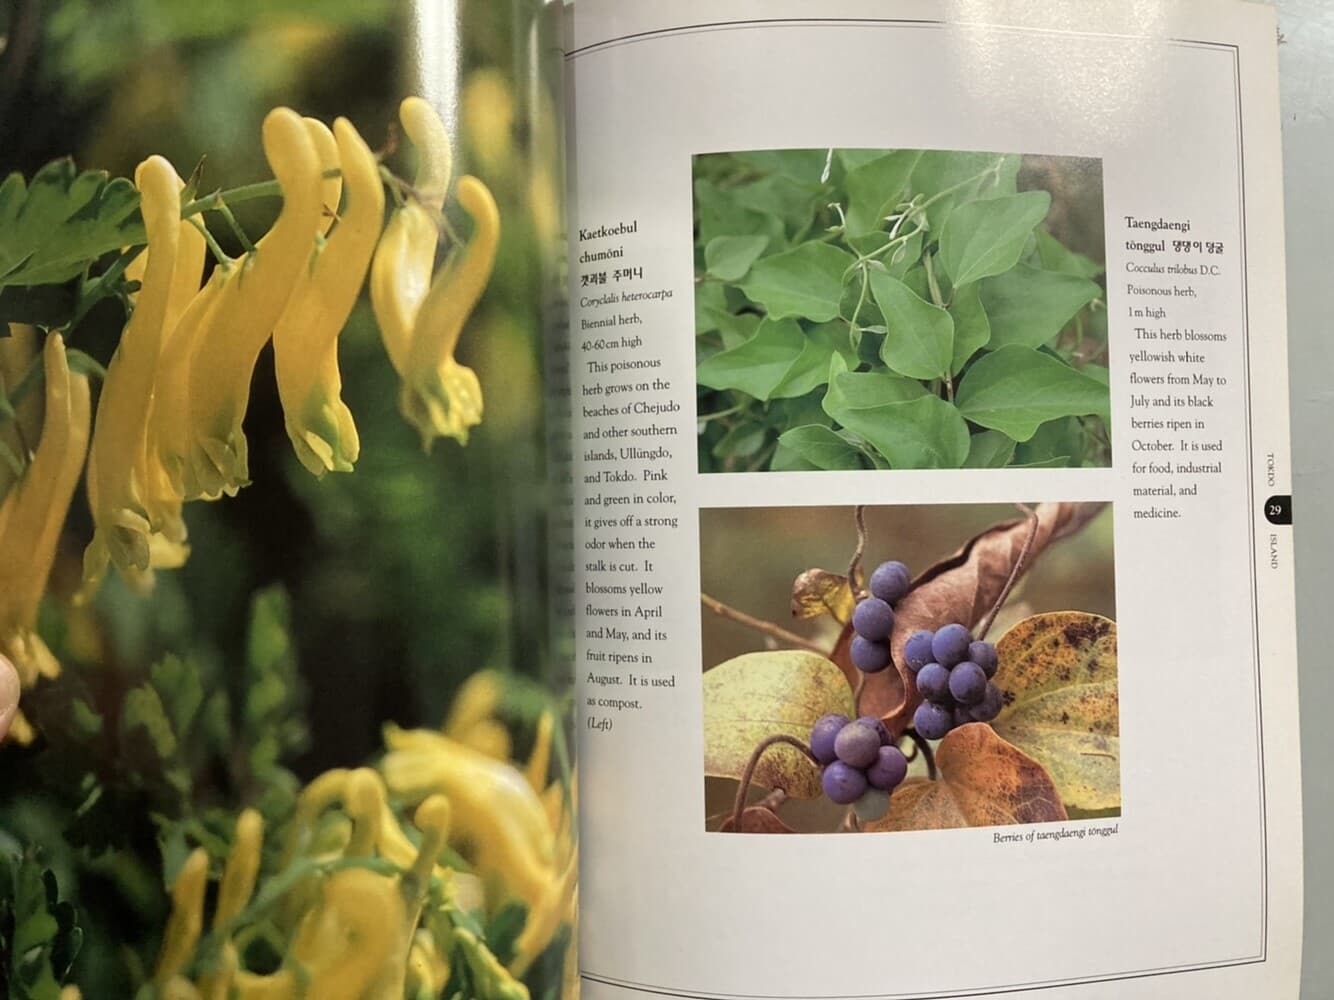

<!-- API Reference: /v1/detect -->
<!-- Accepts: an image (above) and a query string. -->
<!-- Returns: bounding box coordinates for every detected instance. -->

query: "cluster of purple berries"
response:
[809,714,908,821]
[849,560,912,673]
[905,624,1003,739]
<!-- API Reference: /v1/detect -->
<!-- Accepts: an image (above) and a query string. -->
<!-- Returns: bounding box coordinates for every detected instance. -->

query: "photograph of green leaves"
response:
[695,149,1110,472]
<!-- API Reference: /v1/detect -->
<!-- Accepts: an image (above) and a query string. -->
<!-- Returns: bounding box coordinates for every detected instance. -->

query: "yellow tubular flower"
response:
[83,155,181,592]
[154,848,209,987]
[399,174,499,450]
[526,710,554,794]
[370,96,451,375]
[0,334,92,744]
[443,668,504,736]
[0,324,43,502]
[184,107,323,500]
[289,867,404,999]
[137,193,209,568]
[215,809,263,928]
[273,117,384,476]
[381,726,554,910]
[151,266,233,499]
[407,929,450,997]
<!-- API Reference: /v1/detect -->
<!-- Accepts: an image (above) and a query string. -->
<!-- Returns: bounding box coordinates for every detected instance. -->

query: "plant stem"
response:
[697,403,748,423]
[923,250,945,308]
[700,593,827,655]
[904,729,937,780]
[728,734,819,832]
[190,217,231,267]
[978,503,1039,639]
[846,505,868,597]
[916,158,1004,213]
[209,193,256,254]
[846,267,870,342]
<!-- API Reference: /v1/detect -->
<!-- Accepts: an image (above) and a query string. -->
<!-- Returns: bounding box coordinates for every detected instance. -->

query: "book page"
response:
[566,1,1302,997]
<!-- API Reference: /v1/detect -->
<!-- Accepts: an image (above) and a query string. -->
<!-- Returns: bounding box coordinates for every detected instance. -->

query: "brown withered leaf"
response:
[992,612,1120,811]
[703,650,852,799]
[720,806,796,833]
[866,723,1068,831]
[791,568,856,624]
[853,501,1107,732]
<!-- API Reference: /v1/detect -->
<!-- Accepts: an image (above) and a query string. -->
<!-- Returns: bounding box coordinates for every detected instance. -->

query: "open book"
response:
[0,1,1303,998]
[567,2,1303,999]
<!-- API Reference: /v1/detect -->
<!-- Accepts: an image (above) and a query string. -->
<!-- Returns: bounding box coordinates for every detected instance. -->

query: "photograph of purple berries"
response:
[701,502,1117,833]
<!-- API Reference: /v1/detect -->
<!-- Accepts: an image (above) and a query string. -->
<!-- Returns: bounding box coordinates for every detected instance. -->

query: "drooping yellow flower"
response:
[371,96,499,450]
[83,155,182,592]
[272,116,385,476]
[400,174,499,449]
[183,107,324,500]
[371,96,451,375]
[0,324,44,502]
[0,333,92,744]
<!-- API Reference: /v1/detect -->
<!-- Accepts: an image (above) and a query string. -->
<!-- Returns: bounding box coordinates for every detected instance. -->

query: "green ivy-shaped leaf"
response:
[739,243,853,322]
[868,271,953,380]
[964,429,1016,468]
[704,235,769,282]
[1035,227,1104,279]
[697,318,837,402]
[954,344,1109,441]
[947,280,991,374]
[980,264,1101,350]
[938,190,1051,287]
[0,160,143,288]
[776,425,865,471]
[822,357,969,469]
[842,150,920,238]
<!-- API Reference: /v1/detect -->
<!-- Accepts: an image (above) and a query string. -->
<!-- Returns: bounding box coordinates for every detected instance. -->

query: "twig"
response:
[903,729,937,780]
[847,505,868,597]
[728,734,819,833]
[978,503,1039,640]
[700,593,826,655]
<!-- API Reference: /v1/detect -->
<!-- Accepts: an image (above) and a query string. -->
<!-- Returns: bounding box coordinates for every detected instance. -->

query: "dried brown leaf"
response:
[866,723,1068,831]
[720,806,796,833]
[992,612,1120,811]
[851,501,1107,732]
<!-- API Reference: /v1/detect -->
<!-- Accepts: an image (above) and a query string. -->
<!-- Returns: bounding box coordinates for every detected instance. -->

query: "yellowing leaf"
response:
[789,569,855,624]
[703,651,852,799]
[868,723,1067,831]
[991,611,1119,811]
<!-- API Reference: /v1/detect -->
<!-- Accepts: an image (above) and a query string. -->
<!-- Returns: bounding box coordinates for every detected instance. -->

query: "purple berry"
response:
[856,715,892,746]
[810,713,850,765]
[867,745,908,790]
[850,635,891,673]
[949,661,988,706]
[913,701,953,740]
[854,787,891,822]
[969,640,998,678]
[931,623,972,667]
[916,662,951,703]
[904,630,936,672]
[969,682,1004,723]
[852,597,895,641]
[869,561,911,604]
[953,706,975,730]
[834,720,881,769]
[823,761,868,804]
